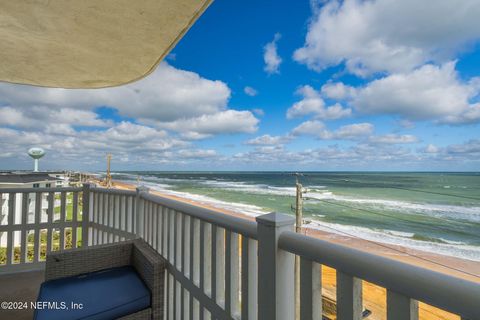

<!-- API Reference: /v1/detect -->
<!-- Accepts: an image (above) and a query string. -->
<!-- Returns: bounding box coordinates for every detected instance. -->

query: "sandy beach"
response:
[108,179,479,320]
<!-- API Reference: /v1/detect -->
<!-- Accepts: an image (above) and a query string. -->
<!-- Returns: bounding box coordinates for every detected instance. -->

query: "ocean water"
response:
[111,172,480,261]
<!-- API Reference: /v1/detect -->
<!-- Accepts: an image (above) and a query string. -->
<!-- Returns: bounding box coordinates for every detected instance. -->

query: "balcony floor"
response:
[0,270,44,320]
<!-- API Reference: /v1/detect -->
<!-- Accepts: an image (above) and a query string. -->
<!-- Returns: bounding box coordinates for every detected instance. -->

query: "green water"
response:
[114,172,480,261]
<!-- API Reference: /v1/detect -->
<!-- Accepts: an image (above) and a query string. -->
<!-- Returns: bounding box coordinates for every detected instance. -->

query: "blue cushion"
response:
[34,266,151,320]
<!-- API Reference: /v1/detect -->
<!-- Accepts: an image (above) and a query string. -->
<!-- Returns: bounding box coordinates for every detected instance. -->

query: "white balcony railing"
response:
[0,185,478,320]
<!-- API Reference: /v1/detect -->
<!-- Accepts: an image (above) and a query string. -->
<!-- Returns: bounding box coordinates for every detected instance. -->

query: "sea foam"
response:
[117,174,480,262]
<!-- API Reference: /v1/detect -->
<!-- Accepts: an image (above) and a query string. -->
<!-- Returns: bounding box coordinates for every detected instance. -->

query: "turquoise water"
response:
[113,172,480,261]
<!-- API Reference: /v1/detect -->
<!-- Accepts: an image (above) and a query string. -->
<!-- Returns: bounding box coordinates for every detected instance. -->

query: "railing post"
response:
[135,186,149,238]
[256,212,295,320]
[387,290,418,320]
[337,272,363,320]
[82,183,91,248]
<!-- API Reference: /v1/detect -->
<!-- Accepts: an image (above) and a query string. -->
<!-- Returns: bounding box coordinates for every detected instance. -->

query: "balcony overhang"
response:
[0,0,212,89]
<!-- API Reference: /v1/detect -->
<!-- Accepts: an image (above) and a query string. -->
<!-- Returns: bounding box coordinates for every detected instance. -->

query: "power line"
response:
[304,197,474,230]
[299,174,480,279]
[302,175,477,229]
[306,218,480,280]
[305,197,417,223]
[314,177,480,201]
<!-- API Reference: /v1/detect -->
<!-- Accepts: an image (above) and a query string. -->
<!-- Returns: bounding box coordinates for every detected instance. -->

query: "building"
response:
[0,173,63,246]
[0,172,62,189]
[46,171,70,187]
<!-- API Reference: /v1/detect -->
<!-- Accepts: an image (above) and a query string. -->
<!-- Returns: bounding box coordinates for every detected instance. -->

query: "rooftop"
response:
[0,173,59,184]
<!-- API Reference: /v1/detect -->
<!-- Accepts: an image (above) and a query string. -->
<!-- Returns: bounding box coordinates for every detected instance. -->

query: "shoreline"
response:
[109,179,477,320]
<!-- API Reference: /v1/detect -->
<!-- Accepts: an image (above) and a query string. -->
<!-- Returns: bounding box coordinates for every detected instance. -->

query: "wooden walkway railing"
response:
[0,186,85,273]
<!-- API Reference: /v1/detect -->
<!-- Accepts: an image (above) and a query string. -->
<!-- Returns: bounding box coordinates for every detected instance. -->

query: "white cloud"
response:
[0,106,111,129]
[0,62,231,122]
[443,103,480,124]
[321,82,356,100]
[369,134,419,144]
[287,86,325,118]
[351,62,480,123]
[292,120,373,140]
[101,122,168,143]
[291,120,328,137]
[245,134,291,146]
[177,149,217,159]
[0,62,265,168]
[424,144,440,154]
[446,139,480,155]
[253,145,285,155]
[419,140,480,163]
[78,123,184,153]
[178,132,212,141]
[286,85,352,120]
[45,124,76,136]
[264,33,282,74]
[352,143,413,161]
[334,123,374,139]
[291,121,419,145]
[294,0,480,76]
[0,121,190,167]
[0,62,261,153]
[155,110,259,139]
[53,109,111,127]
[0,127,45,146]
[225,137,480,169]
[1,119,477,169]
[0,107,24,126]
[244,86,258,96]
[232,142,418,167]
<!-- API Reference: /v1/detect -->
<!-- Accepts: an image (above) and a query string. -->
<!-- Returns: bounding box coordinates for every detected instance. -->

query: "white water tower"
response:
[28,147,46,172]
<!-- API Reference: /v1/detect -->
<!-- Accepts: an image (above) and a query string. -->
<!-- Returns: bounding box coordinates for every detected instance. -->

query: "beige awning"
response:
[0,0,212,88]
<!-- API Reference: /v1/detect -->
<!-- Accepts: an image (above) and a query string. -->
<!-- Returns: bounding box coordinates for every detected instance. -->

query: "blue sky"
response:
[1,0,480,171]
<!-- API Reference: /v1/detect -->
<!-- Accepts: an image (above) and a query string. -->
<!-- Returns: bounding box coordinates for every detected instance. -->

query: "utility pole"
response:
[295,174,303,233]
[292,173,305,320]
[105,153,112,188]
